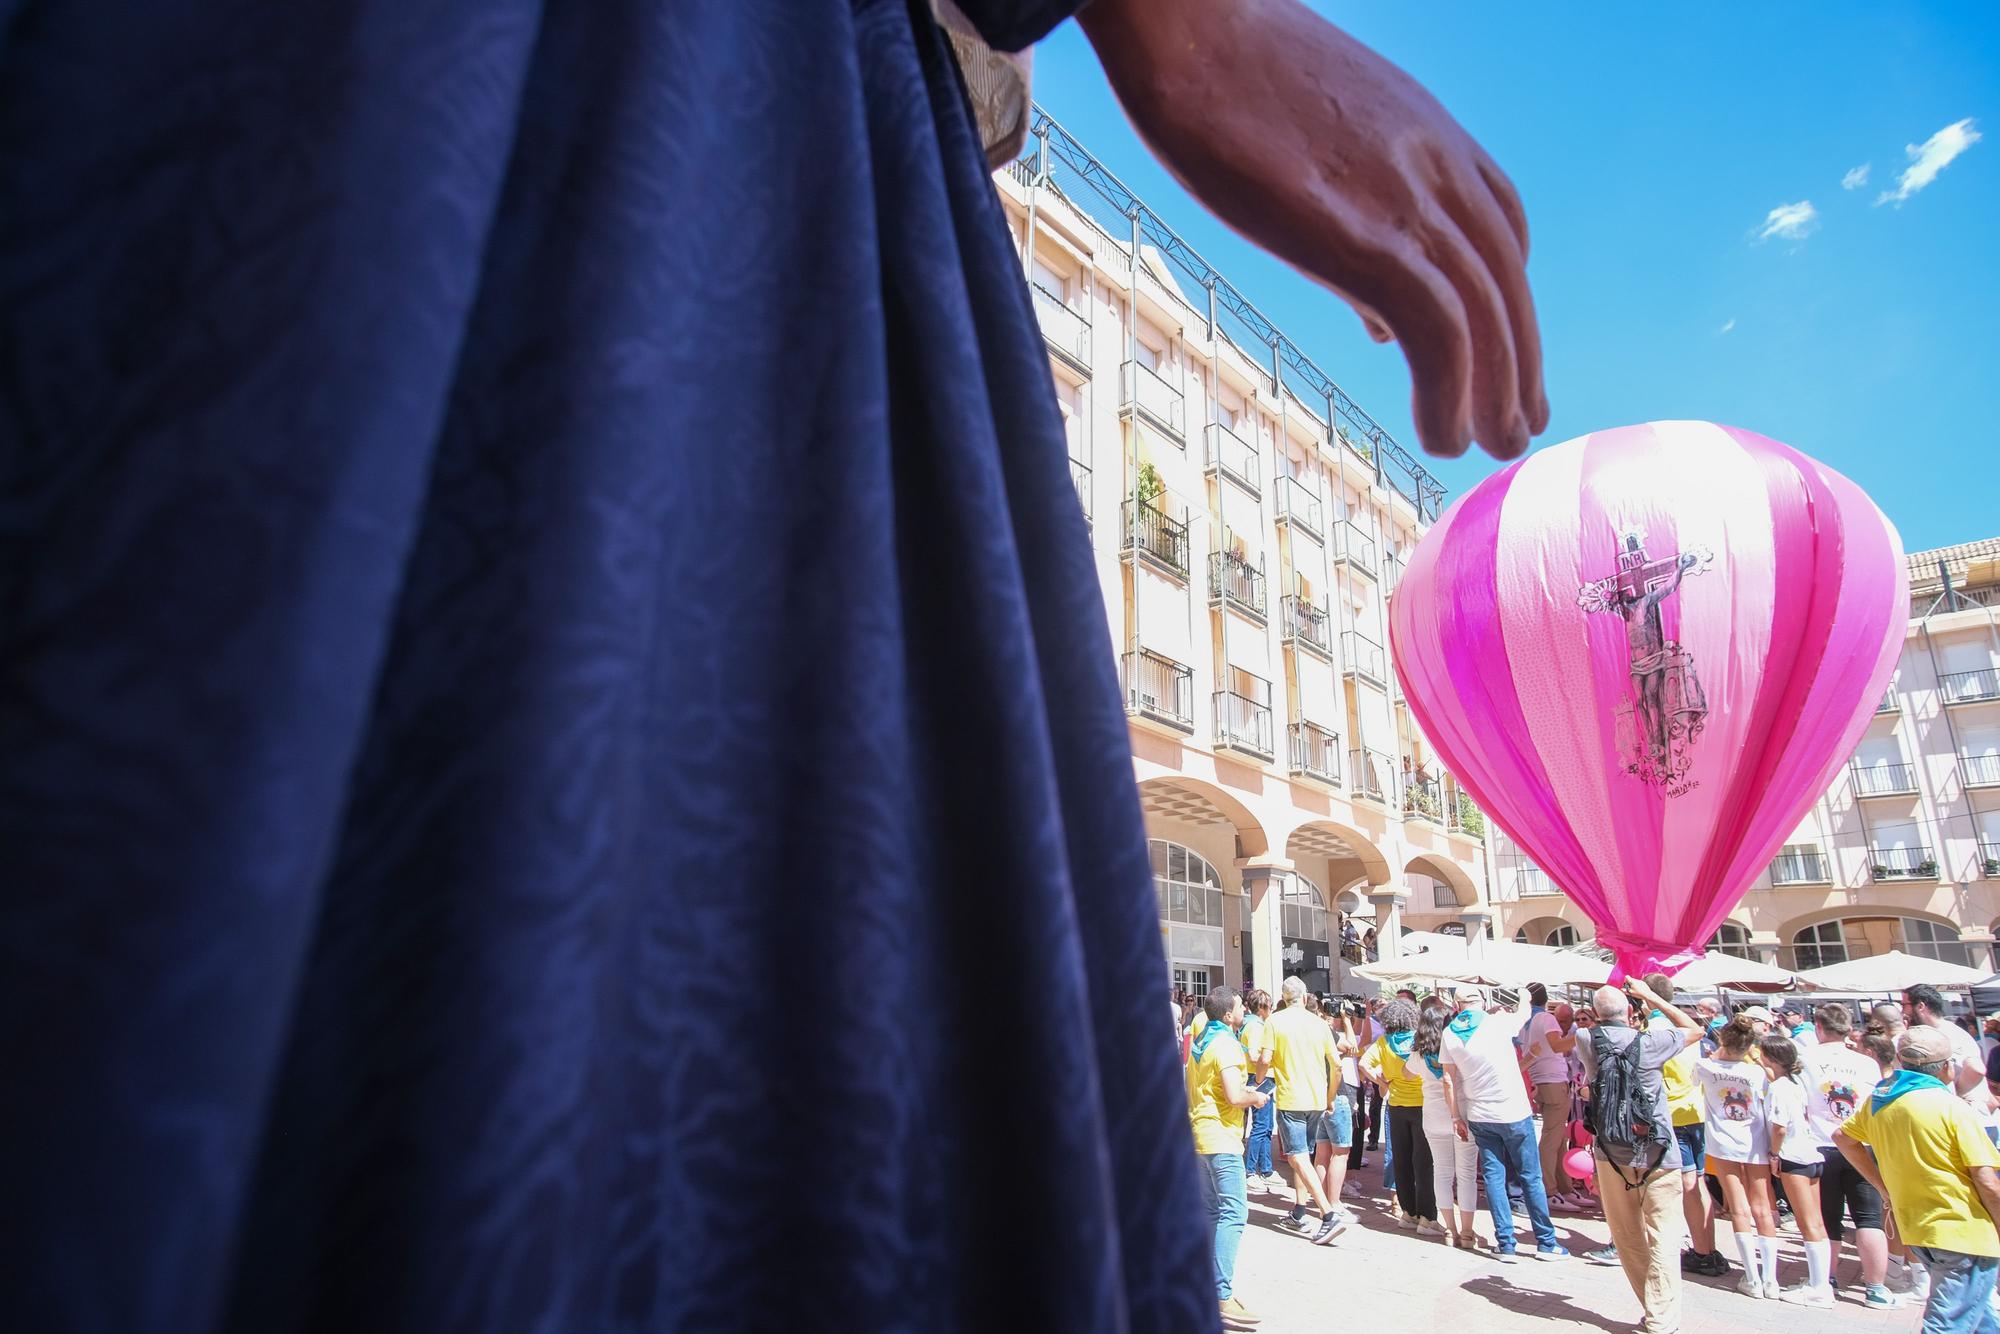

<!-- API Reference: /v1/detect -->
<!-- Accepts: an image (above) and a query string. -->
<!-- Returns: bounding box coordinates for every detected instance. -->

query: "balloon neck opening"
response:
[1597,932,1704,984]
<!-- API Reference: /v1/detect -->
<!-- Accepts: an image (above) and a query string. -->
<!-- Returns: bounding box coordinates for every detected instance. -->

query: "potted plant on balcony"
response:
[1136,462,1166,512]
[1871,862,1891,880]
[1986,856,2000,878]
[1918,857,1939,878]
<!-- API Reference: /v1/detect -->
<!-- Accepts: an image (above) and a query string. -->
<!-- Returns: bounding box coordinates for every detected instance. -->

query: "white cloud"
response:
[1841,163,1871,190]
[1754,200,1819,242]
[1718,318,1737,336]
[1876,118,1982,206]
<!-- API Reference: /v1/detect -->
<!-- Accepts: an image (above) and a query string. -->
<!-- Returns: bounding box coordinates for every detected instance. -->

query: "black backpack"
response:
[1586,1028,1669,1187]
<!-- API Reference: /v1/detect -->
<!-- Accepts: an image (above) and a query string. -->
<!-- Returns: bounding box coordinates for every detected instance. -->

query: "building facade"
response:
[1487,540,2000,976]
[996,112,1495,999]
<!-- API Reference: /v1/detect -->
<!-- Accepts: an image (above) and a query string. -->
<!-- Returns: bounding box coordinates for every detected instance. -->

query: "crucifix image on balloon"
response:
[1392,421,1908,979]
[1578,531,1715,788]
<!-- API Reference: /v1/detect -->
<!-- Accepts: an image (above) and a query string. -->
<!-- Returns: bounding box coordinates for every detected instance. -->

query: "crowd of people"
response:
[1177,976,2000,1333]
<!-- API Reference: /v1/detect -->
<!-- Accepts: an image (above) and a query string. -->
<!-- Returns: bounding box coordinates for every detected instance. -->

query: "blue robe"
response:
[0,0,1213,1328]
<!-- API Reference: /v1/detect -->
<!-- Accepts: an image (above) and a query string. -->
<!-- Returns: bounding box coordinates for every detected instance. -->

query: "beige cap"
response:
[1899,1026,1954,1068]
[1739,1005,1775,1023]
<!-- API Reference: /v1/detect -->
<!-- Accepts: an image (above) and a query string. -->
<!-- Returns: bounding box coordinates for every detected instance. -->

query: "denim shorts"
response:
[1277,1110,1322,1157]
[1318,1095,1354,1149]
[1673,1122,1705,1174]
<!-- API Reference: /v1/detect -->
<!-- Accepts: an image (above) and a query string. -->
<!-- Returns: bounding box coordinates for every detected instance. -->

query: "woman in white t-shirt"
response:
[1759,1033,1833,1305]
[1695,1015,1779,1299]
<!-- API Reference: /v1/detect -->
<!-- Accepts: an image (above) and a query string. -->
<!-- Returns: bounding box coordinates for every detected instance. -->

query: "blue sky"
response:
[1029,5,1998,550]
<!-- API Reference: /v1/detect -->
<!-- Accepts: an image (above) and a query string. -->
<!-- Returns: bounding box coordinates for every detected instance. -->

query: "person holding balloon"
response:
[1695,1015,1781,1299]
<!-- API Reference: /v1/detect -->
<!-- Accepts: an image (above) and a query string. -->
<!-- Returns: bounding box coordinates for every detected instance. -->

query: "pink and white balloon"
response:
[1389,422,1906,978]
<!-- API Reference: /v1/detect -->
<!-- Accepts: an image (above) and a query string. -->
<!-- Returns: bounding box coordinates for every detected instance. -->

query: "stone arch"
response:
[1137,775,1270,859]
[1404,851,1480,910]
[1282,818,1392,893]
[1513,914,1589,949]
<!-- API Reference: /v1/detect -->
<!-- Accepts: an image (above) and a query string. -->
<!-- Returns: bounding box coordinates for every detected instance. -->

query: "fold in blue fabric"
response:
[0,1,1212,1330]
[1386,1031,1415,1059]
[1450,1010,1486,1040]
[1871,1070,1948,1113]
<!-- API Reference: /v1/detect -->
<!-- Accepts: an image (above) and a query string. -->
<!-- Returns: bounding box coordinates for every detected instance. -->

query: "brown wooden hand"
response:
[1078,0,1548,460]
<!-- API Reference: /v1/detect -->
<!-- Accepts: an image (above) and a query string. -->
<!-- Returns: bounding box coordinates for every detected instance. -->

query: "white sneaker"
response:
[1736,1277,1766,1300]
[1399,1214,1420,1231]
[1782,1285,1834,1308]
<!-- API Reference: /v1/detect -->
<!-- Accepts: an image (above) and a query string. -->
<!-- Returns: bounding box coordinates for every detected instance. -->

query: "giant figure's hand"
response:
[1078,0,1546,460]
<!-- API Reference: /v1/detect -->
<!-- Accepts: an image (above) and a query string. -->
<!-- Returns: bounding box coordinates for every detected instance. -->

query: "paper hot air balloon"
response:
[1389,422,1906,978]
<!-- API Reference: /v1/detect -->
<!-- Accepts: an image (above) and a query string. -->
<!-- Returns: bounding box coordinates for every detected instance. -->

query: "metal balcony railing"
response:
[1120,360,1185,442]
[1121,500,1189,579]
[1069,456,1091,530]
[1030,283,1090,371]
[1964,753,2000,788]
[1214,684,1274,760]
[1207,550,1267,620]
[1869,846,1938,882]
[1274,475,1322,540]
[1914,584,2000,619]
[1289,721,1341,785]
[1349,747,1398,806]
[1403,774,1444,825]
[1876,690,1899,715]
[1341,631,1387,689]
[1123,650,1193,731]
[1516,869,1564,898]
[1202,423,1260,496]
[1333,519,1378,578]
[1768,850,1831,885]
[1942,668,2000,705]
[1850,761,1918,797]
[1280,594,1331,656]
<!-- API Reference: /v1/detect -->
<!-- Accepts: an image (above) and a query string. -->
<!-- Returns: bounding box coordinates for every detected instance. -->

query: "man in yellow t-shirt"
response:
[1265,976,1347,1245]
[1185,986,1270,1332]
[1836,1026,2000,1329]
[1642,971,1724,1278]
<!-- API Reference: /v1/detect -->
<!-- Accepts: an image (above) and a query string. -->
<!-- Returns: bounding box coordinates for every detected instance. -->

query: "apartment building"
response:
[1489,538,2000,975]
[995,110,1493,998]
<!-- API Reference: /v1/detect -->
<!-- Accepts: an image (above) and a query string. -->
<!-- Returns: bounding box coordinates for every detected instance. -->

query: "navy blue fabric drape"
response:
[0,0,1216,1330]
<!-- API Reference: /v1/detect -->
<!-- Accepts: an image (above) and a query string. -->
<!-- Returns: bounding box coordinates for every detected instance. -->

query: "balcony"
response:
[1876,690,1899,715]
[1123,650,1194,732]
[1869,846,1939,883]
[1120,360,1185,444]
[1031,283,1091,374]
[1289,720,1342,786]
[1069,456,1092,531]
[1202,422,1261,496]
[1207,550,1268,622]
[1850,761,1918,797]
[1982,840,2000,880]
[1964,753,2000,789]
[1516,868,1564,898]
[1273,475,1322,540]
[1349,747,1398,806]
[1341,631,1388,690]
[1214,675,1275,761]
[1121,500,1190,580]
[1403,774,1444,826]
[1449,792,1487,841]
[1768,850,1832,886]
[1942,668,2000,706]
[1333,519,1378,579]
[1914,584,2000,619]
[1280,593,1332,657]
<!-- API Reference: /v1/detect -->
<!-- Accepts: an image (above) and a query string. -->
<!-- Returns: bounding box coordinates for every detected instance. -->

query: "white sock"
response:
[1736,1232,1761,1278]
[1759,1236,1780,1289]
[1806,1239,1831,1290]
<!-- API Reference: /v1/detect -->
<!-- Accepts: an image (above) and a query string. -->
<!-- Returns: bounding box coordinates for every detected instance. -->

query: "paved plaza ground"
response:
[1230,1166,1924,1334]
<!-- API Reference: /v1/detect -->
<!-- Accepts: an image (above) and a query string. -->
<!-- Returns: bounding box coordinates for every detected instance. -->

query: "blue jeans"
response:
[1198,1151,1248,1301]
[1245,1078,1276,1175]
[1471,1117,1558,1253]
[1913,1246,2000,1334]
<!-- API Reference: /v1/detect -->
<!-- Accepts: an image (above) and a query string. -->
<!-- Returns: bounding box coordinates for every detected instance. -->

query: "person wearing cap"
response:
[1906,985,1987,1099]
[1738,1004,1775,1037]
[1441,985,1569,1263]
[1836,1026,2000,1333]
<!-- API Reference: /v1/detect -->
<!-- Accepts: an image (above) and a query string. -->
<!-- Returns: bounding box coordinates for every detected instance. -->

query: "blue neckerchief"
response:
[1870,1069,1947,1113]
[1191,1018,1236,1064]
[1790,1024,1812,1040]
[1449,1010,1484,1040]
[1386,1031,1415,1059]
[1423,1052,1444,1078]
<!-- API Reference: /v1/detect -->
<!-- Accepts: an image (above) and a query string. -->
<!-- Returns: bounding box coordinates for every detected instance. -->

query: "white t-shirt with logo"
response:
[1522,1010,1569,1086]
[1802,1041,1879,1142]
[1442,1008,1534,1124]
[1941,1021,1985,1098]
[1694,1055,1770,1163]
[1765,1073,1828,1167]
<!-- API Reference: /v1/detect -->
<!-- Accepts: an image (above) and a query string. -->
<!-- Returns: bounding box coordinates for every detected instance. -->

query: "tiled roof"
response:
[1907,536,2000,582]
